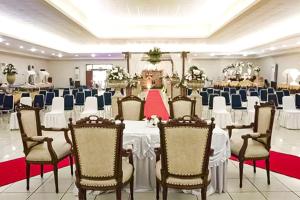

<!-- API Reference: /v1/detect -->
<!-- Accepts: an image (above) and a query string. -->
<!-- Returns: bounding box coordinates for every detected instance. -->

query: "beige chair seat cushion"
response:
[156,161,211,186]
[26,133,71,162]
[80,161,133,187]
[230,137,269,158]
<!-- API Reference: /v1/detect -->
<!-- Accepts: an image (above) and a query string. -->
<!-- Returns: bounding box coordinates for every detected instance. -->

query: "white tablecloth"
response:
[123,120,230,194]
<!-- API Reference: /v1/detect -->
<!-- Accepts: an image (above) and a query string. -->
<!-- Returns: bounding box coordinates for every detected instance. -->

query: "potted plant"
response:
[107,66,129,97]
[3,64,17,85]
[185,66,207,96]
[146,47,162,65]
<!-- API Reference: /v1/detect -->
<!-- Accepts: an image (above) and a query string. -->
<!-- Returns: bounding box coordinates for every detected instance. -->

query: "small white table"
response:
[123,120,230,194]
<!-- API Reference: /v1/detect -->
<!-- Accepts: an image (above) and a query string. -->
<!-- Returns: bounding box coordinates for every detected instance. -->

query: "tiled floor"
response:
[0,92,300,199]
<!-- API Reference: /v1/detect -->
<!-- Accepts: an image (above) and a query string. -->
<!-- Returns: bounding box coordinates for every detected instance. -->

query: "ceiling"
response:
[0,0,300,59]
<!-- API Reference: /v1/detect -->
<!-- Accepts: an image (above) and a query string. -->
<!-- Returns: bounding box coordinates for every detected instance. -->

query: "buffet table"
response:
[123,120,230,194]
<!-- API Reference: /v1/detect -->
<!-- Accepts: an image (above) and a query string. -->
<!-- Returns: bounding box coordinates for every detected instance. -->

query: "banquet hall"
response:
[0,0,300,199]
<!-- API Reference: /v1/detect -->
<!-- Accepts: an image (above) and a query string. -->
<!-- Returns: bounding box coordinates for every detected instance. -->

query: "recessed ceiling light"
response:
[243,53,248,57]
[74,54,78,57]
[5,42,10,46]
[57,53,63,58]
[30,47,37,52]
[41,50,45,54]
[297,41,300,45]
[0,38,4,42]
[210,53,215,56]
[51,53,55,56]
[91,53,96,57]
[281,44,287,48]
[269,46,276,51]
[19,45,24,49]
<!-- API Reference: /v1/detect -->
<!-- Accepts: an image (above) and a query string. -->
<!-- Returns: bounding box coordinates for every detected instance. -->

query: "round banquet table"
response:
[123,120,230,195]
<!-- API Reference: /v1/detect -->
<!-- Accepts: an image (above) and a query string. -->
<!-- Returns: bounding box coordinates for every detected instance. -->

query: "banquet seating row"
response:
[16,104,215,200]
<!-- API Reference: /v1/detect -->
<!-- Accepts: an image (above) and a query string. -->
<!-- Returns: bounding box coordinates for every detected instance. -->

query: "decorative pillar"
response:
[123,52,130,74]
[181,51,188,79]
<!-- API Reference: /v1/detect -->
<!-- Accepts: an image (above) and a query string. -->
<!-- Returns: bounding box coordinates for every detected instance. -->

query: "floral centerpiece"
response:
[147,115,160,127]
[146,47,162,65]
[128,73,141,88]
[184,66,207,96]
[2,64,17,85]
[223,62,260,80]
[107,66,129,97]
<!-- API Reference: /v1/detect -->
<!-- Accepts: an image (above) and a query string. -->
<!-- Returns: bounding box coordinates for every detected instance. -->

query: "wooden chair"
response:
[117,95,145,120]
[69,116,134,200]
[227,103,275,188]
[168,96,196,119]
[16,105,73,193]
[156,116,215,200]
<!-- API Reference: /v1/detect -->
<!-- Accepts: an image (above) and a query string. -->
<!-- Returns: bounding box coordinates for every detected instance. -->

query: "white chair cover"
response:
[212,96,232,129]
[280,96,300,129]
[80,97,98,119]
[44,97,67,128]
[9,97,33,130]
[246,96,260,124]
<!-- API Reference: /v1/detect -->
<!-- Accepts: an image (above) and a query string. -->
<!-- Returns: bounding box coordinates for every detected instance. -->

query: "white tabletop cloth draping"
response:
[44,97,67,128]
[212,97,232,129]
[122,120,230,194]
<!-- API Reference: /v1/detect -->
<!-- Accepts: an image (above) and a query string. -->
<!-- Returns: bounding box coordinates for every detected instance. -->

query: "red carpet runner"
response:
[0,157,71,186]
[144,89,169,120]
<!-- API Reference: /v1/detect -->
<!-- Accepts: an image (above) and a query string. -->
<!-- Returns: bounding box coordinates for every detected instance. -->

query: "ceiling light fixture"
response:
[19,45,24,49]
[30,47,37,52]
[210,53,215,56]
[75,54,78,57]
[108,54,111,56]
[91,53,96,57]
[51,53,55,56]
[0,38,4,42]
[243,53,248,57]
[297,41,300,45]
[5,42,10,46]
[57,53,63,58]
[269,46,276,51]
[281,44,287,48]
[41,50,45,54]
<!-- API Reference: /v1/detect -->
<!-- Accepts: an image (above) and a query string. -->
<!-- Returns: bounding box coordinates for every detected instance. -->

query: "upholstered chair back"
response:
[158,118,214,180]
[117,95,145,120]
[70,117,124,181]
[17,109,39,138]
[169,96,195,119]
[254,104,275,146]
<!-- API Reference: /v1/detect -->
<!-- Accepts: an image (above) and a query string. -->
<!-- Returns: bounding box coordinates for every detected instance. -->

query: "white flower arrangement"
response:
[253,66,261,72]
[147,115,160,127]
[2,64,17,75]
[107,66,129,81]
[184,66,207,82]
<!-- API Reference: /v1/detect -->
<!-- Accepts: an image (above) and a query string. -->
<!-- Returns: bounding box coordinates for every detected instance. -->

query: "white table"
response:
[123,120,230,194]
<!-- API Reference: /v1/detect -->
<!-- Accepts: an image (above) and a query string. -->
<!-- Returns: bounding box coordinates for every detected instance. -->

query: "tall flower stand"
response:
[170,78,181,98]
[107,80,128,118]
[187,80,204,118]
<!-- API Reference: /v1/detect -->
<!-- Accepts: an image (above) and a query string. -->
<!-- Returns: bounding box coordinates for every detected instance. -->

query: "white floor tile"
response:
[262,191,300,200]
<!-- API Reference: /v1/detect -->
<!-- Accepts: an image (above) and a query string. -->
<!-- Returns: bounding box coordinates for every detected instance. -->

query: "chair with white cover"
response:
[280,96,300,129]
[168,96,196,119]
[155,116,215,200]
[227,103,275,188]
[10,97,32,130]
[16,105,73,193]
[246,96,260,125]
[44,97,67,128]
[69,116,134,200]
[212,96,232,128]
[80,96,98,119]
[116,95,145,120]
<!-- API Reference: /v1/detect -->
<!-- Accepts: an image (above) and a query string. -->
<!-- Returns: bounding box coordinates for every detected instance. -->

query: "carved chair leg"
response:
[78,188,86,200]
[69,155,73,176]
[156,179,160,200]
[239,161,244,188]
[253,160,256,173]
[116,187,122,200]
[201,187,207,200]
[130,176,134,200]
[40,164,44,178]
[53,164,59,193]
[26,163,30,191]
[162,186,168,200]
[266,158,270,185]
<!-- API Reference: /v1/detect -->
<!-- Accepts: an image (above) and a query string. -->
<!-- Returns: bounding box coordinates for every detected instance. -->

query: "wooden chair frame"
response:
[227,102,275,188]
[116,95,145,120]
[69,116,134,200]
[168,96,196,119]
[156,116,215,200]
[16,104,73,193]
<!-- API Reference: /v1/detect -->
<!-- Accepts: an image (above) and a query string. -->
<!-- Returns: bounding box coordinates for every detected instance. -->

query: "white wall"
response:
[257,53,300,84]
[0,53,48,84]
[47,59,125,88]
